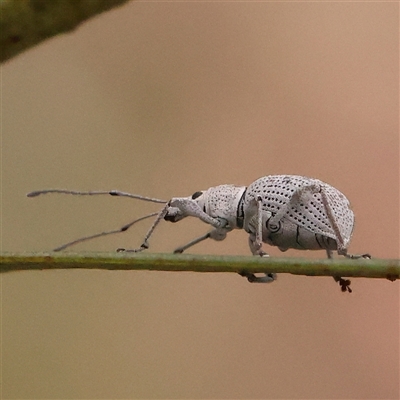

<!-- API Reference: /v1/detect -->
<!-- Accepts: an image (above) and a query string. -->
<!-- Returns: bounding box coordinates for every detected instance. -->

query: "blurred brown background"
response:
[2,1,399,399]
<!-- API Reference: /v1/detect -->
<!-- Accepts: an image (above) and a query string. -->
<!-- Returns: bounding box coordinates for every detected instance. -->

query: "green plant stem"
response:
[0,253,399,282]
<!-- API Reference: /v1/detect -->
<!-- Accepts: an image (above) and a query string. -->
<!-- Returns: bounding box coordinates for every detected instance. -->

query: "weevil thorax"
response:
[193,184,247,229]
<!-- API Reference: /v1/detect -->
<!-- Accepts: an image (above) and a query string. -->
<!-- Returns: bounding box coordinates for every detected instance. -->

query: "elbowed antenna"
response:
[27,189,167,204]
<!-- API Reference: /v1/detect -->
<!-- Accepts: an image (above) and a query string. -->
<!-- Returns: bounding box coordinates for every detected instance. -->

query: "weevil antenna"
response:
[27,189,167,204]
[53,212,160,251]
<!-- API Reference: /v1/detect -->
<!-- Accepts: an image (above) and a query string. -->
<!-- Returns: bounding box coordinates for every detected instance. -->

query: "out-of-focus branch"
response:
[1,253,399,283]
[0,0,132,63]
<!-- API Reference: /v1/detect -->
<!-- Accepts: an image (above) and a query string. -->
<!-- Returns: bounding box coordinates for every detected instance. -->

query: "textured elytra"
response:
[245,175,354,247]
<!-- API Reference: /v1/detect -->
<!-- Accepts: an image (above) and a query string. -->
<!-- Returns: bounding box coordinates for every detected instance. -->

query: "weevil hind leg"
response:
[318,189,371,261]
[325,249,354,292]
[327,248,371,293]
[338,248,372,260]
[326,248,352,292]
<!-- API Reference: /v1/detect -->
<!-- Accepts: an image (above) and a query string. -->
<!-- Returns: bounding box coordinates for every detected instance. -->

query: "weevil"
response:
[27,175,370,292]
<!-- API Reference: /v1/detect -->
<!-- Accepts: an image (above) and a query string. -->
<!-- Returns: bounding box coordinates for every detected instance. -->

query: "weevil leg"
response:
[327,249,369,293]
[174,231,211,254]
[336,251,371,291]
[338,248,372,259]
[242,210,276,283]
[247,196,269,257]
[248,234,269,257]
[173,232,211,253]
[319,190,372,260]
[320,189,370,292]
[239,239,276,283]
[118,203,170,253]
[326,249,334,259]
[174,228,230,253]
[239,271,276,283]
[326,249,353,292]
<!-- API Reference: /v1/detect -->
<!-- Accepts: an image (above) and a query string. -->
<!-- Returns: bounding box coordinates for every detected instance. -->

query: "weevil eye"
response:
[191,191,203,200]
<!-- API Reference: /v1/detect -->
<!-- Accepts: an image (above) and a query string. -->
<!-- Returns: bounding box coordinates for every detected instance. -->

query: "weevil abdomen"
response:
[243,175,354,252]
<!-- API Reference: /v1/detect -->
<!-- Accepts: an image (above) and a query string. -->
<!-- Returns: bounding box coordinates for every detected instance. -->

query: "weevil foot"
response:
[116,244,147,253]
[239,271,277,283]
[339,249,372,259]
[250,247,270,257]
[347,253,371,260]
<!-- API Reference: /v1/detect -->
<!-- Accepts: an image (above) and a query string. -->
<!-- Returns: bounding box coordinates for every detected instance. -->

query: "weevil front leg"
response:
[173,227,230,254]
[118,203,170,253]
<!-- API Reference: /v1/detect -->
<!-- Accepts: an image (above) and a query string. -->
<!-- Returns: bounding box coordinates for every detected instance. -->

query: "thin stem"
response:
[0,253,398,282]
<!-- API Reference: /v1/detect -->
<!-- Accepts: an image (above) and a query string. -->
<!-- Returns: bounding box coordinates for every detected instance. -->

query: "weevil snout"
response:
[164,205,186,223]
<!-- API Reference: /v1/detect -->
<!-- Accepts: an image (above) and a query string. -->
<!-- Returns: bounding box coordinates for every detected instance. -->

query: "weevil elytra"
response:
[28,175,370,292]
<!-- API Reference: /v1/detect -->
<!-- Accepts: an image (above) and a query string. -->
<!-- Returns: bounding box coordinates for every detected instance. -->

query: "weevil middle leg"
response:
[240,196,276,283]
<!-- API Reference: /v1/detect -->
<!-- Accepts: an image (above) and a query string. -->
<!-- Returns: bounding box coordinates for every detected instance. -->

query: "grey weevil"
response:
[28,175,371,292]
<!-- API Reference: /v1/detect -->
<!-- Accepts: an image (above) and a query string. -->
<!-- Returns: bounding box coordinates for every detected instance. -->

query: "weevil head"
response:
[164,204,186,223]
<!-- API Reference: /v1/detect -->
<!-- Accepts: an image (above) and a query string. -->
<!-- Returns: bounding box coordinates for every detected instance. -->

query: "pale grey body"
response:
[167,175,353,254]
[28,174,370,291]
[163,175,366,285]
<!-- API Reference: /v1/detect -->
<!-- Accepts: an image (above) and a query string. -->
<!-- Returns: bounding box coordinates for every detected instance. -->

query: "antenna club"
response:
[27,191,41,197]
